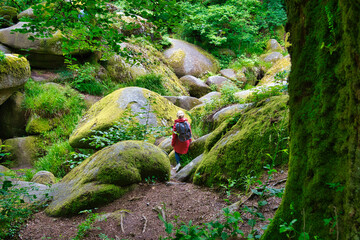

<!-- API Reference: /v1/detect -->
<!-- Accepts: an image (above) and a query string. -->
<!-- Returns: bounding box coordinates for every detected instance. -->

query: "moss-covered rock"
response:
[114,13,155,37]
[163,38,220,78]
[0,91,27,138]
[157,137,173,154]
[193,95,289,186]
[104,40,187,96]
[0,6,18,28]
[0,54,30,105]
[266,39,282,52]
[69,87,190,149]
[46,140,170,217]
[3,136,39,168]
[25,115,53,135]
[258,55,291,87]
[173,154,204,182]
[31,170,56,185]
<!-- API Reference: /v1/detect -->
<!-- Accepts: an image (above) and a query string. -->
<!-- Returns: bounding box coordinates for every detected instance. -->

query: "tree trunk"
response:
[262,1,360,239]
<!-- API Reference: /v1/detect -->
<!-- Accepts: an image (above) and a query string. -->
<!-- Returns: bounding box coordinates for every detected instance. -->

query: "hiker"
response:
[171,110,192,171]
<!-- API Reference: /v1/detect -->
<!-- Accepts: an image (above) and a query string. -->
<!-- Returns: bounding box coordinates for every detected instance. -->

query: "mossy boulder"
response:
[46,140,170,217]
[163,38,220,78]
[260,52,284,64]
[104,41,187,96]
[206,76,237,91]
[17,8,34,20]
[258,56,291,87]
[25,115,53,135]
[0,91,27,138]
[193,95,289,186]
[164,96,202,110]
[0,54,30,105]
[31,171,56,185]
[266,39,283,52]
[69,87,190,149]
[179,75,211,98]
[0,6,18,28]
[3,136,39,168]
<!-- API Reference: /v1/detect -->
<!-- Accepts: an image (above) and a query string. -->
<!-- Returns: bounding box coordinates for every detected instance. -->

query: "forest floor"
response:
[19,167,287,240]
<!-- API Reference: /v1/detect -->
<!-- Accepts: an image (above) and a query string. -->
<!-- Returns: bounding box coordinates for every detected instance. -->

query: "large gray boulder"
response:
[179,75,211,98]
[69,87,190,149]
[205,76,236,90]
[199,91,221,104]
[261,52,284,64]
[0,22,78,68]
[164,96,202,110]
[158,137,173,154]
[266,39,283,52]
[163,38,219,78]
[0,54,30,106]
[0,91,27,138]
[104,42,187,96]
[46,141,171,216]
[0,43,12,53]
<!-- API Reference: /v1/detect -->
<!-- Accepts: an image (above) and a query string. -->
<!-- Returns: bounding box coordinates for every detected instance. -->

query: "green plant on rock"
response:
[220,83,240,105]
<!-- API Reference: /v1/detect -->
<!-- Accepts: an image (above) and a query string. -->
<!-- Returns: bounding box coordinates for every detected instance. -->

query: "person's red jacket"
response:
[171,118,192,154]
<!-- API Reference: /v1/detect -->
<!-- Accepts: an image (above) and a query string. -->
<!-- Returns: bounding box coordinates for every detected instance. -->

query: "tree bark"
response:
[262,1,360,239]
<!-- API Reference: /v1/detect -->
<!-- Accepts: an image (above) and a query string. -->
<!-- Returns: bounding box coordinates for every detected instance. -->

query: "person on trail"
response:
[171,110,192,172]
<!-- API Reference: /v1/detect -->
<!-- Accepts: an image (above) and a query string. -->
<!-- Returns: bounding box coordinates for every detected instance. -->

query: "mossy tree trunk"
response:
[262,1,360,239]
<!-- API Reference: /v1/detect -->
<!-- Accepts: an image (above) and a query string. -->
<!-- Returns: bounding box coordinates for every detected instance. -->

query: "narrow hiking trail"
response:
[19,168,287,240]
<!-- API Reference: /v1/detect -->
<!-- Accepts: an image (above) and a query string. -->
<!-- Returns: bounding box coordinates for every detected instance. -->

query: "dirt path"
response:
[19,169,287,240]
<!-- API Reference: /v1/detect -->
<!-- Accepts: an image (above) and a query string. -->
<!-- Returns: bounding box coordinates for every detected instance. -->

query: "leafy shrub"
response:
[0,177,37,239]
[220,83,239,105]
[0,0,41,11]
[0,51,5,62]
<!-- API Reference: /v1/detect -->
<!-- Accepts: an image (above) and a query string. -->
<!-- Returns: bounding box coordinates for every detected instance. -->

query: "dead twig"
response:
[142,215,147,233]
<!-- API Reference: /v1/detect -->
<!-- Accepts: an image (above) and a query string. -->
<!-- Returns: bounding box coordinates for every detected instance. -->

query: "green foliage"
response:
[159,208,244,240]
[14,0,126,64]
[69,63,107,96]
[0,177,37,239]
[0,0,41,11]
[220,83,239,105]
[0,144,11,162]
[82,108,167,149]
[0,51,5,62]
[246,85,287,103]
[178,0,286,54]
[128,73,169,96]
[63,152,91,171]
[34,141,73,178]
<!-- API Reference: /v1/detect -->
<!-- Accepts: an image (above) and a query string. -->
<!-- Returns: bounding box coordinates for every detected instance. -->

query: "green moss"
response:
[0,6,18,27]
[0,55,30,83]
[25,115,52,134]
[258,57,291,86]
[193,95,289,186]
